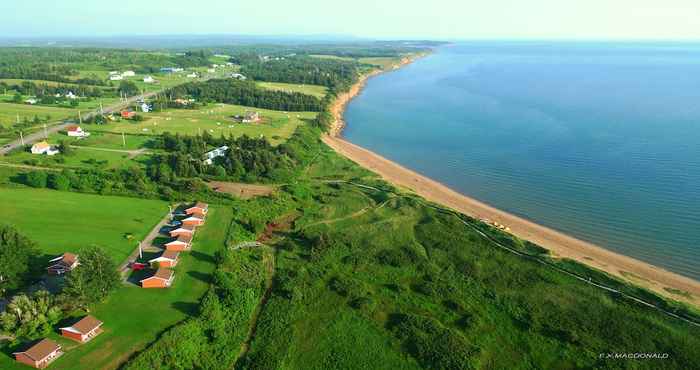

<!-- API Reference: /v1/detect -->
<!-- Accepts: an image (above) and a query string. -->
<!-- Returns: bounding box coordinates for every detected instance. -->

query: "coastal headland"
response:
[322,53,700,308]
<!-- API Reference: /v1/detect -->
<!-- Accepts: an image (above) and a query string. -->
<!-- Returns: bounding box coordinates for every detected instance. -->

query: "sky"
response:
[2,0,700,40]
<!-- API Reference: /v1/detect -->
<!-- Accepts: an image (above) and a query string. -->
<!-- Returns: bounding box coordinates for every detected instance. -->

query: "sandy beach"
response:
[323,55,700,308]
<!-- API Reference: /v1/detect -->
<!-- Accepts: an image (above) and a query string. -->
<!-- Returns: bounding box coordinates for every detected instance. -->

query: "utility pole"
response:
[138,241,143,259]
[43,124,48,139]
[78,110,82,124]
[100,102,104,115]
[16,114,20,124]
[19,131,24,146]
[122,132,126,147]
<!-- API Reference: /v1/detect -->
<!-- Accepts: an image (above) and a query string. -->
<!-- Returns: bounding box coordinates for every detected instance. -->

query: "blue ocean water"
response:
[343,42,700,281]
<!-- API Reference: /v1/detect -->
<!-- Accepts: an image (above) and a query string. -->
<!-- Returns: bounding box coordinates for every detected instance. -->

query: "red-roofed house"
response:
[185,202,209,217]
[60,315,103,343]
[140,268,174,288]
[169,224,195,238]
[66,125,90,137]
[13,339,63,368]
[181,216,204,227]
[149,250,180,268]
[164,235,192,252]
[47,253,79,275]
[121,111,136,119]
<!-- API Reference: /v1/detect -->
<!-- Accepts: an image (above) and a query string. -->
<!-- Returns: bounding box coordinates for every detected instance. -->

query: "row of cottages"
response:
[14,316,103,368]
[139,202,208,289]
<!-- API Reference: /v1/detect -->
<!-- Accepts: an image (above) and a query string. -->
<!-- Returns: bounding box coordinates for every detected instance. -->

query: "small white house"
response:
[141,103,151,113]
[122,70,136,77]
[24,98,38,105]
[66,125,90,137]
[31,141,59,155]
[110,75,123,81]
[186,72,198,78]
[207,68,216,73]
[230,73,246,80]
[203,145,229,165]
[143,76,155,83]
[108,71,119,76]
[65,91,77,99]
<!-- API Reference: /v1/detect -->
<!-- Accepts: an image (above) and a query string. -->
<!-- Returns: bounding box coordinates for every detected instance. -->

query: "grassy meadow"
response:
[3,145,150,170]
[256,82,328,99]
[84,104,316,145]
[2,188,166,262]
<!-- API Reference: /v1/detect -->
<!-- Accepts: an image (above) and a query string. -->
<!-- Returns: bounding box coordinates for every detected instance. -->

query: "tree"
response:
[12,92,22,103]
[25,171,48,188]
[0,290,62,341]
[58,140,74,156]
[118,80,139,96]
[0,225,41,297]
[61,246,120,311]
[48,172,71,191]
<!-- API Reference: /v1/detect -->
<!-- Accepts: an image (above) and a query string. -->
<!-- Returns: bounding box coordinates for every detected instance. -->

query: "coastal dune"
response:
[322,56,700,307]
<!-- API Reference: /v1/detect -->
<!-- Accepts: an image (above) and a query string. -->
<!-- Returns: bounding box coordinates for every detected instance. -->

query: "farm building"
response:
[31,141,59,155]
[140,268,174,288]
[169,224,195,237]
[60,315,103,343]
[122,70,136,77]
[13,338,63,369]
[149,250,180,268]
[143,76,155,83]
[160,67,183,73]
[182,216,205,227]
[203,146,228,165]
[235,111,260,123]
[185,202,209,217]
[230,73,246,80]
[109,74,123,81]
[66,125,90,137]
[24,98,38,105]
[47,252,79,275]
[141,103,151,112]
[164,234,192,251]
[186,72,198,78]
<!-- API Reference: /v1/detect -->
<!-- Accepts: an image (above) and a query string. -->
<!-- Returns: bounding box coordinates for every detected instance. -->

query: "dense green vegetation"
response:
[170,78,323,112]
[0,226,41,298]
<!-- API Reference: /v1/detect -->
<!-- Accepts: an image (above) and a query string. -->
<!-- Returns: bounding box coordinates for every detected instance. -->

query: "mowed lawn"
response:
[3,146,150,171]
[256,81,328,99]
[0,204,231,370]
[3,188,167,262]
[84,104,317,145]
[0,102,77,128]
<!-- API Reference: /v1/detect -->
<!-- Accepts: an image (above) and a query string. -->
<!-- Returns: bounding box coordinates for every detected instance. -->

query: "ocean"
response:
[342,42,700,281]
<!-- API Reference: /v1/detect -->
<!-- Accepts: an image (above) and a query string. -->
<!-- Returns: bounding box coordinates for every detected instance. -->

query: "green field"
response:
[358,57,402,69]
[0,102,77,127]
[2,188,166,262]
[84,104,316,145]
[49,131,155,151]
[256,82,328,99]
[3,145,149,170]
[0,205,231,370]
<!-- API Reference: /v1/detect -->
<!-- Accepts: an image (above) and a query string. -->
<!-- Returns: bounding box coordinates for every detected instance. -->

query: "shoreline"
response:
[322,53,700,308]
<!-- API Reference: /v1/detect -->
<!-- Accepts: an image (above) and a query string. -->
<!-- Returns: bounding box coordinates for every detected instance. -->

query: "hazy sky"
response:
[2,0,700,40]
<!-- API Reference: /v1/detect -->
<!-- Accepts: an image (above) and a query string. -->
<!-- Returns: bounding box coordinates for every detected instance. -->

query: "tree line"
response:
[169,79,322,112]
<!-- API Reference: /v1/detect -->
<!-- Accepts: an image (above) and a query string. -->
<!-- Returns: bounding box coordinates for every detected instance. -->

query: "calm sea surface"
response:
[343,42,700,280]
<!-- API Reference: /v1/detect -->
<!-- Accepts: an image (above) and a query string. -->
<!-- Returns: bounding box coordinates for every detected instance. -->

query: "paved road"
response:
[0,92,158,156]
[119,207,175,281]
